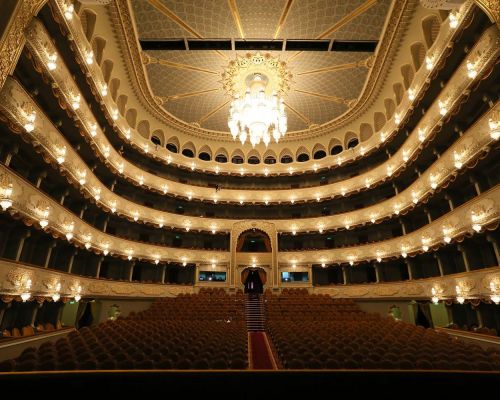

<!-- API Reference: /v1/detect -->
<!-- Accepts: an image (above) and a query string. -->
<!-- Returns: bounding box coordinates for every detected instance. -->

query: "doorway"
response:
[242,268,266,294]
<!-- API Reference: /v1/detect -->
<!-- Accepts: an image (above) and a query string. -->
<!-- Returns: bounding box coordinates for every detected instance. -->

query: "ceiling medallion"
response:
[222,53,292,147]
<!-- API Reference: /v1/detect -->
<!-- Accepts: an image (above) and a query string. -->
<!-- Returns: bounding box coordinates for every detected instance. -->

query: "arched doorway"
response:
[242,268,266,294]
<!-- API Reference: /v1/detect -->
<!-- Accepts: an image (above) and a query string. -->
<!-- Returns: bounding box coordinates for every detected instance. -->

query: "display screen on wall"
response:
[199,271,227,282]
[281,271,309,282]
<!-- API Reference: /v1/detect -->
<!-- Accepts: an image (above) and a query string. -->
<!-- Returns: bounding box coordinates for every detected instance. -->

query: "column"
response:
[406,260,413,280]
[457,244,470,272]
[433,253,444,276]
[110,179,117,192]
[79,204,88,219]
[15,231,31,262]
[392,182,399,196]
[373,263,380,283]
[469,175,481,195]
[432,148,441,159]
[342,266,348,285]
[161,265,166,284]
[67,249,77,274]
[102,215,110,232]
[30,302,41,327]
[44,241,57,268]
[399,219,407,235]
[423,207,432,224]
[486,235,500,265]
[128,261,135,281]
[59,189,69,206]
[476,308,483,327]
[35,171,47,188]
[3,144,19,167]
[444,193,454,211]
[95,256,104,278]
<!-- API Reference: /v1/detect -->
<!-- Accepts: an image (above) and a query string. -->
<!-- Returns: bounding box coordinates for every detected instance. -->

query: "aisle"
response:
[248,332,277,370]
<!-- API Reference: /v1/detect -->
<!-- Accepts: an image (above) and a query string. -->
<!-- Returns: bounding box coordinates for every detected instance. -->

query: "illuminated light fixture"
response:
[394,113,401,126]
[185,223,191,232]
[71,94,81,110]
[85,50,94,65]
[240,168,245,176]
[491,294,500,305]
[359,147,366,156]
[211,225,217,234]
[340,188,347,197]
[109,200,117,213]
[190,163,195,171]
[348,256,355,266]
[370,214,377,224]
[425,56,434,71]
[101,84,108,97]
[402,149,409,162]
[290,197,295,204]
[102,243,109,256]
[161,185,168,194]
[65,222,74,241]
[89,123,97,137]
[21,292,31,302]
[227,69,288,147]
[154,257,160,265]
[292,263,297,269]
[455,285,465,304]
[132,211,139,222]
[56,146,66,164]
[144,144,149,154]
[288,166,294,175]
[376,252,382,263]
[291,228,297,235]
[264,199,269,205]
[466,60,477,79]
[449,11,459,28]
[472,223,481,233]
[138,176,144,185]
[418,128,426,142]
[438,100,448,116]
[364,178,371,188]
[182,258,187,267]
[85,241,91,250]
[337,158,343,166]
[429,174,438,190]
[187,193,193,201]
[321,261,326,268]
[124,128,130,140]
[166,155,172,164]
[489,115,499,140]
[213,196,218,204]
[38,207,50,228]
[401,247,408,258]
[412,192,419,204]
[408,88,415,101]
[344,222,350,230]
[24,110,36,133]
[264,168,269,176]
[74,293,81,302]
[386,166,393,177]
[318,225,324,234]
[127,249,134,261]
[442,227,452,244]
[490,282,500,304]
[316,195,321,202]
[64,2,74,20]
[313,164,318,172]
[102,145,110,158]
[111,109,119,121]
[421,237,430,252]
[117,163,124,174]
[0,183,13,211]
[453,151,463,169]
[52,292,61,302]
[77,170,86,185]
[215,166,220,175]
[380,132,386,143]
[471,211,483,233]
[431,287,439,304]
[157,218,164,228]
[394,204,401,215]
[47,53,57,71]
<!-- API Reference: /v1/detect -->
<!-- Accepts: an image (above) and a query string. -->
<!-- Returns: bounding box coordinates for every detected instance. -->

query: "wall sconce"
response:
[425,56,434,71]
[126,249,134,261]
[190,162,195,171]
[291,227,297,235]
[376,251,382,263]
[455,285,465,304]
[448,11,459,28]
[408,88,415,101]
[418,127,426,142]
[394,113,401,126]
[0,180,13,211]
[37,206,50,228]
[111,109,119,121]
[85,50,94,65]
[453,151,463,169]
[64,2,74,20]
[431,287,439,304]
[313,164,318,172]
[466,60,477,79]
[101,84,108,97]
[187,192,193,201]
[55,146,66,164]
[380,132,386,143]
[402,149,409,162]
[102,145,110,158]
[318,224,324,233]
[401,246,408,258]
[490,281,500,304]
[364,178,371,188]
[471,211,484,232]
[102,243,109,256]
[489,113,499,140]
[370,213,377,224]
[215,166,220,175]
[138,176,144,185]
[386,165,393,177]
[239,168,245,176]
[71,94,81,110]
[288,167,294,175]
[211,225,217,234]
[117,163,124,174]
[411,191,419,204]
[144,144,150,154]
[442,226,452,244]
[47,53,57,71]
[438,100,448,116]
[337,158,343,166]
[340,187,347,197]
[93,187,101,201]
[154,256,160,265]
[182,258,187,267]
[109,200,116,213]
[77,170,86,185]
[84,233,92,250]
[132,211,139,222]
[421,237,430,252]
[23,110,36,133]
[429,174,438,190]
[394,204,401,215]
[89,123,97,137]
[157,218,164,228]
[166,155,172,164]
[348,256,355,266]
[65,222,74,241]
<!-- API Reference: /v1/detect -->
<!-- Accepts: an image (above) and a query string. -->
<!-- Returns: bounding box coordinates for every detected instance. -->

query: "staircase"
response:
[245,294,265,331]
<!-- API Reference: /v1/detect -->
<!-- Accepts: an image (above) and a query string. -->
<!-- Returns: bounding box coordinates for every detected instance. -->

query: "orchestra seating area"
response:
[264,290,500,370]
[0,289,248,371]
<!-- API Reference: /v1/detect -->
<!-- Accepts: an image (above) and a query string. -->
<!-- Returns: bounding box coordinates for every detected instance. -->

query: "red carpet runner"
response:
[249,332,277,370]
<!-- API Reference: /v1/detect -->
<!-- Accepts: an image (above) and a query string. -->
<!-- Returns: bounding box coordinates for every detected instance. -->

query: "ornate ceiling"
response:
[131,0,393,133]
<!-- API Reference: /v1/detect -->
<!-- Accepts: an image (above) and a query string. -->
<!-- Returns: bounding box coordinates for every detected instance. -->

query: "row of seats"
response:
[1,322,62,339]
[265,289,500,370]
[447,323,498,337]
[0,292,248,371]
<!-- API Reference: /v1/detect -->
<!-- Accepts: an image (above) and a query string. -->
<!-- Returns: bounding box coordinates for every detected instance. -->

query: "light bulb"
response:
[418,128,426,142]
[85,51,94,65]
[466,61,477,79]
[52,293,60,302]
[425,56,433,71]
[489,117,499,140]
[21,292,31,302]
[24,111,36,133]
[449,12,458,28]
[74,294,81,302]
[408,89,415,101]
[89,123,97,137]
[47,53,57,71]
[472,223,481,233]
[112,109,119,121]
[64,3,74,20]
[39,219,48,228]
[85,242,91,250]
[71,94,80,110]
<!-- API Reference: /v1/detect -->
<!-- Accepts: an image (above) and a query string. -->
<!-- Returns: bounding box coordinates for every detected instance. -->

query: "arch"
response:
[91,36,106,66]
[422,15,441,49]
[198,145,212,161]
[80,9,97,42]
[359,123,374,142]
[109,78,120,102]
[116,94,128,116]
[329,138,343,155]
[344,131,358,149]
[263,149,277,164]
[296,146,310,162]
[101,59,113,84]
[166,136,179,153]
[236,229,272,252]
[384,98,396,120]
[125,108,137,128]
[410,42,426,71]
[137,120,150,139]
[231,149,245,164]
[181,141,196,158]
[393,82,405,105]
[214,148,228,163]
[151,135,161,146]
[373,112,386,133]
[312,143,327,160]
[151,129,165,146]
[401,64,414,90]
[247,149,260,165]
[279,148,293,164]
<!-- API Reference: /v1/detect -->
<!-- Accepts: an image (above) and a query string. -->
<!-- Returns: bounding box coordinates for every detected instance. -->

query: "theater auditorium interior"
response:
[0,0,499,394]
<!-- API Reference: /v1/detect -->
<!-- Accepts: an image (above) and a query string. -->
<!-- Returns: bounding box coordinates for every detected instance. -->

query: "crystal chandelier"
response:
[228,73,287,147]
